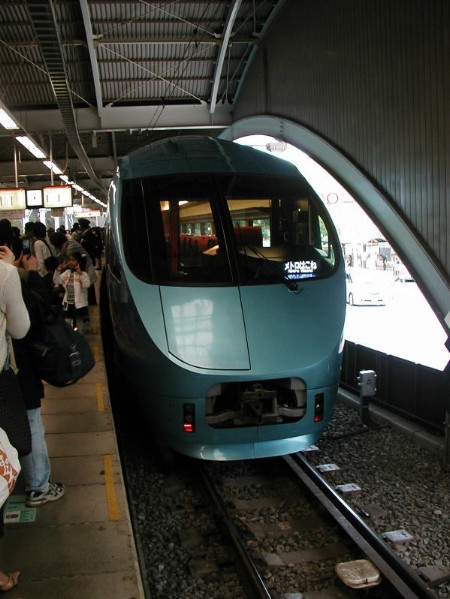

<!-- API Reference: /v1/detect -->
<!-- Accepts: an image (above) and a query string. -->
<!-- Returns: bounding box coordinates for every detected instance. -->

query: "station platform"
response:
[0,304,145,599]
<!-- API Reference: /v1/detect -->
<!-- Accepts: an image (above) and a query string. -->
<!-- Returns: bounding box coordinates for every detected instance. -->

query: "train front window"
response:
[122,174,233,284]
[122,172,338,286]
[159,197,232,284]
[224,175,338,284]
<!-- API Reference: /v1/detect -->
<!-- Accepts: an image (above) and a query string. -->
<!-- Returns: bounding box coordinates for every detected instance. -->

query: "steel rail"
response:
[284,452,438,599]
[199,465,273,599]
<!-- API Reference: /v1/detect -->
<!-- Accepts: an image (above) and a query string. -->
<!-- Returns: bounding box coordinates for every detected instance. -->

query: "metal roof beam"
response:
[8,104,232,133]
[94,37,254,46]
[210,0,242,115]
[79,0,104,115]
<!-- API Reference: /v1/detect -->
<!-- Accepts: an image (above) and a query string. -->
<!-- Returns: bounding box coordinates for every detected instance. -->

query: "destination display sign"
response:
[284,259,319,279]
[43,186,72,208]
[0,188,26,210]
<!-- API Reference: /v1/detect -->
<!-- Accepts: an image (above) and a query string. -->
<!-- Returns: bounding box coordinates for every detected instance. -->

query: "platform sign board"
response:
[0,188,26,210]
[26,188,43,208]
[43,186,72,208]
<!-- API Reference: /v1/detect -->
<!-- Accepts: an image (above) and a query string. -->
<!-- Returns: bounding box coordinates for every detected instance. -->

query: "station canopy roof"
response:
[0,0,287,206]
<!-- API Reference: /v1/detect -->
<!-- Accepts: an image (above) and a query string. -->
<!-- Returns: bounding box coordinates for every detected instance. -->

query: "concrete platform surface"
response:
[1,305,145,599]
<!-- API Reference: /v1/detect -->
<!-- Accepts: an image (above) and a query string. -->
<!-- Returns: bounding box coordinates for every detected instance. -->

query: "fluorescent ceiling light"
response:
[0,109,19,130]
[43,160,63,175]
[16,135,47,159]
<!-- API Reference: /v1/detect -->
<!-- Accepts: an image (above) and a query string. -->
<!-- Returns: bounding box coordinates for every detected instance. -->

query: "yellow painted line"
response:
[96,383,105,412]
[103,455,120,521]
[93,345,100,362]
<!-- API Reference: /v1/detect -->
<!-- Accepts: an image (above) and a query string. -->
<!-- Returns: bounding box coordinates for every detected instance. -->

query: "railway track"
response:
[112,378,448,598]
[117,415,444,597]
[284,452,439,598]
[200,452,440,599]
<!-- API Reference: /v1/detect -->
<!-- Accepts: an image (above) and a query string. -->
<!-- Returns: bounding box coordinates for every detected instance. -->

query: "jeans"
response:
[20,408,51,494]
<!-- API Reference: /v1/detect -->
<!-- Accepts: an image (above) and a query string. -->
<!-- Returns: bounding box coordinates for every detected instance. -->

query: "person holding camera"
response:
[52,252,91,333]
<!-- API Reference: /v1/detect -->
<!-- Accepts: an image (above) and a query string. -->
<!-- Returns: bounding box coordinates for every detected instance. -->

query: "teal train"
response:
[104,136,346,460]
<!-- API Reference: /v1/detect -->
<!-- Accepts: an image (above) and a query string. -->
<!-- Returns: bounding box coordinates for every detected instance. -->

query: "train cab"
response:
[105,136,346,459]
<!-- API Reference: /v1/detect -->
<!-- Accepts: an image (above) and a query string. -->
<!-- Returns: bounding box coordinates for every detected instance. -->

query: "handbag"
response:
[0,365,32,457]
[30,296,95,387]
[0,426,21,509]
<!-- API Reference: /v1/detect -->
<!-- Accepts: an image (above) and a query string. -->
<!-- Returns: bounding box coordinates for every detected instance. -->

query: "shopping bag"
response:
[0,427,21,508]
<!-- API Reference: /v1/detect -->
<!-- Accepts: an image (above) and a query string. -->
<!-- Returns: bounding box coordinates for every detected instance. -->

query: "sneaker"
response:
[26,482,65,507]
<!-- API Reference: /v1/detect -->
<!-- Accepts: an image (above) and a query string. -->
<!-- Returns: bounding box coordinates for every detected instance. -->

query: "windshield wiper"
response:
[241,245,301,293]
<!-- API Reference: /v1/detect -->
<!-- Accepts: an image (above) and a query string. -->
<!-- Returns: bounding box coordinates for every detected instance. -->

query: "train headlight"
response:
[183,403,195,433]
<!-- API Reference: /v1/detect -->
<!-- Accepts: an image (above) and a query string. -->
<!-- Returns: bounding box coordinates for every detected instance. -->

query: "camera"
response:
[22,238,31,255]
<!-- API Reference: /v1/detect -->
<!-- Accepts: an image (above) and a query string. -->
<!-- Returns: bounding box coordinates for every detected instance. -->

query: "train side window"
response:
[121,179,154,283]
[309,210,336,268]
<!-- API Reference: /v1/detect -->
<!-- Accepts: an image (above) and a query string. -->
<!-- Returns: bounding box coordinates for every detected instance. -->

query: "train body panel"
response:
[160,285,250,369]
[105,135,347,460]
[118,135,298,181]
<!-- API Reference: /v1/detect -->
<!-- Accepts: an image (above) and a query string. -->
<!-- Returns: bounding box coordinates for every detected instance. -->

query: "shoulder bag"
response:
[0,354,32,457]
[30,294,95,387]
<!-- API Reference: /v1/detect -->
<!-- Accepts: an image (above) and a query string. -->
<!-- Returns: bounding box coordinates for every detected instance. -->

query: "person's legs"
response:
[63,303,76,329]
[76,306,91,334]
[21,409,65,507]
[20,408,50,493]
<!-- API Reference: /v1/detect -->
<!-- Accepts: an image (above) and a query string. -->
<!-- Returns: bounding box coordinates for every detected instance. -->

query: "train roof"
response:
[117,136,301,180]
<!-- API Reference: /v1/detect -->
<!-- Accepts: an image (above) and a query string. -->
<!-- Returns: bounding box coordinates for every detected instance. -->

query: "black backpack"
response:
[30,295,95,387]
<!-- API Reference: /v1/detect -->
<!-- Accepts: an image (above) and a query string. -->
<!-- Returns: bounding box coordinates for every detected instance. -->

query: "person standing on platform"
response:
[0,244,30,593]
[0,219,22,261]
[92,227,104,270]
[49,232,96,330]
[53,252,91,333]
[78,219,96,264]
[12,252,65,507]
[69,222,82,242]
[32,222,56,278]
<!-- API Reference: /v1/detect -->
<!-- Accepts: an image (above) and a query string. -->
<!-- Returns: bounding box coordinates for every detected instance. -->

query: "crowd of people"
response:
[0,217,103,592]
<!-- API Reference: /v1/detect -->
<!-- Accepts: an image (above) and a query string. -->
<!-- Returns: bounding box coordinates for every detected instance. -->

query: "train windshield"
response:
[121,172,339,285]
[223,174,337,286]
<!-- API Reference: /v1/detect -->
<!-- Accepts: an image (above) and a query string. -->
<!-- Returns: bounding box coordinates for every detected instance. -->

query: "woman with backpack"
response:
[31,222,56,277]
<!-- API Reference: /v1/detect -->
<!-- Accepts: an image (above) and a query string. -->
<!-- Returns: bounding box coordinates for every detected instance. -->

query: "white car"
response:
[346,269,386,306]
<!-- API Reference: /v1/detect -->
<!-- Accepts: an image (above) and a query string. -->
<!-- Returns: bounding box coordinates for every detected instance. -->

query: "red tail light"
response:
[314,393,324,422]
[183,403,195,433]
